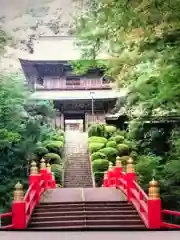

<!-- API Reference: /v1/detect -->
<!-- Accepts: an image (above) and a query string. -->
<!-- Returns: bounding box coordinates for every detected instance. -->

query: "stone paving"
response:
[63,131,93,188]
[40,187,126,203]
[0,231,179,240]
[65,131,88,155]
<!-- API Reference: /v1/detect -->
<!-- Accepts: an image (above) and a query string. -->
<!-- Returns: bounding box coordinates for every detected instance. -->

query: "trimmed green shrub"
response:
[51,164,63,183]
[34,146,49,157]
[105,125,117,133]
[117,143,129,156]
[91,151,106,161]
[44,141,64,155]
[88,142,104,153]
[88,124,107,137]
[88,136,107,145]
[44,153,61,164]
[51,134,64,142]
[99,147,118,162]
[92,159,109,172]
[110,135,124,144]
[94,172,104,187]
[114,129,127,137]
[124,140,137,151]
[106,140,117,148]
[56,129,65,136]
[105,125,117,138]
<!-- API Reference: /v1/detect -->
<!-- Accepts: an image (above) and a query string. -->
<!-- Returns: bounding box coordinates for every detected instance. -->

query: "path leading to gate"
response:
[65,130,88,154]
[63,131,93,188]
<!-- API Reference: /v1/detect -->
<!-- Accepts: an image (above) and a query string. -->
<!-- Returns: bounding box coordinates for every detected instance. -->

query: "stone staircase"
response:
[64,131,93,188]
[28,188,145,230]
[27,131,145,230]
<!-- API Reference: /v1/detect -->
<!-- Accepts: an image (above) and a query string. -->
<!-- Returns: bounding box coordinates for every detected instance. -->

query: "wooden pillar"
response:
[85,112,88,131]
[55,110,61,128]
[60,112,64,130]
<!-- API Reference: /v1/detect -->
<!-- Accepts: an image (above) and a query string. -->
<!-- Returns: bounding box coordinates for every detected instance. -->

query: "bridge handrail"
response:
[0,212,13,229]
[0,161,56,229]
[161,209,180,229]
[104,157,180,229]
[130,180,148,227]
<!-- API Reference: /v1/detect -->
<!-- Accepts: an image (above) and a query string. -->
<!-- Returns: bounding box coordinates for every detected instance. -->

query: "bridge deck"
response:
[40,188,126,203]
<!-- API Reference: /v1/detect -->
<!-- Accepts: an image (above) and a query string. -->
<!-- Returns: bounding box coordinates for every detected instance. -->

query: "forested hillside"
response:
[0,0,86,70]
[0,0,85,213]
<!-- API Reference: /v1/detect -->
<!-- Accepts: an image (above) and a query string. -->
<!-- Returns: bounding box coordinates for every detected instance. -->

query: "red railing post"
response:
[114,156,122,188]
[107,162,115,187]
[46,162,56,188]
[12,182,26,229]
[147,179,161,229]
[126,158,136,202]
[40,158,48,190]
[29,161,41,203]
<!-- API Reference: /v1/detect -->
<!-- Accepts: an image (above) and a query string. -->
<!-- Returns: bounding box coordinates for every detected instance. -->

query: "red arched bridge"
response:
[0,157,180,230]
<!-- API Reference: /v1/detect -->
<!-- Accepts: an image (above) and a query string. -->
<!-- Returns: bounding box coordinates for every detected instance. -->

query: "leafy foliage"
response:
[0,73,58,212]
[99,147,118,164]
[88,123,107,138]
[88,142,105,153]
[51,164,63,184]
[44,153,61,165]
[88,136,107,145]
[75,0,180,211]
[91,151,106,161]
[92,159,109,173]
[106,140,117,148]
[44,141,64,155]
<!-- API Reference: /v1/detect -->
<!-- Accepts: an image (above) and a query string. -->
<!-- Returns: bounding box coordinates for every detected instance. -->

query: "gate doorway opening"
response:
[64,112,85,132]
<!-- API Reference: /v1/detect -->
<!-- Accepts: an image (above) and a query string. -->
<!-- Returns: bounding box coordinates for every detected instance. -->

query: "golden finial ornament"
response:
[30,161,38,175]
[126,157,134,173]
[40,158,46,170]
[108,162,113,171]
[116,156,122,167]
[46,162,51,172]
[148,179,160,199]
[13,182,24,201]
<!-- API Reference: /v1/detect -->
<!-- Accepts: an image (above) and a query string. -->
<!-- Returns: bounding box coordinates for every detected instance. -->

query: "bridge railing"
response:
[161,210,180,228]
[0,159,56,230]
[103,157,180,229]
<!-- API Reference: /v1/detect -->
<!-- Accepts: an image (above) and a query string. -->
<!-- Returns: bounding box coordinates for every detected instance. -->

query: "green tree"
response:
[0,73,56,211]
[74,0,180,212]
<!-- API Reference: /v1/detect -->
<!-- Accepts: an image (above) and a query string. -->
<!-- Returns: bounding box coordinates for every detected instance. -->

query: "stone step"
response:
[34,206,135,213]
[32,209,137,217]
[37,202,131,208]
[28,219,144,228]
[28,224,145,230]
[30,214,140,222]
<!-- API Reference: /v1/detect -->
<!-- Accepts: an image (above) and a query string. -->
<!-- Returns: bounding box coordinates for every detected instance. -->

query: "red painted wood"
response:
[148,198,161,229]
[12,201,26,229]
[1,161,180,229]
[126,172,136,202]
[0,167,56,229]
